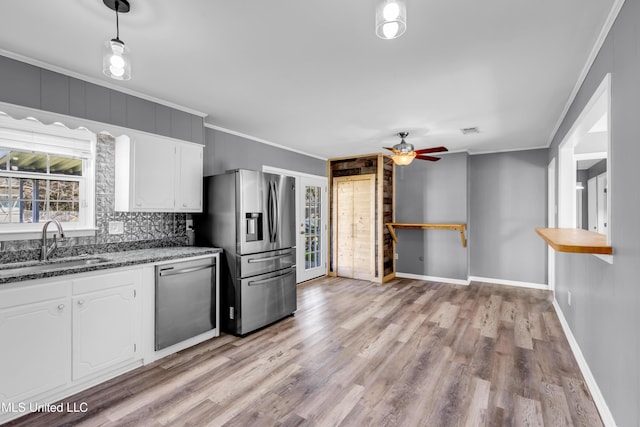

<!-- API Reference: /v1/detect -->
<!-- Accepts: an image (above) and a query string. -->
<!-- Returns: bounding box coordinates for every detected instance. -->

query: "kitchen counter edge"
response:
[0,246,222,286]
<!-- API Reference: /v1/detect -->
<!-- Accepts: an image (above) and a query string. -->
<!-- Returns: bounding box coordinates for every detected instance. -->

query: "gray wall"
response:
[587,159,607,180]
[204,128,326,177]
[395,152,469,280]
[469,149,548,284]
[0,55,204,144]
[577,169,589,228]
[548,1,640,424]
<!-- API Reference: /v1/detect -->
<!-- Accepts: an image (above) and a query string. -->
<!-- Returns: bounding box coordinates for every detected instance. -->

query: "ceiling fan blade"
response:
[416,155,441,161]
[383,147,397,152]
[414,146,448,155]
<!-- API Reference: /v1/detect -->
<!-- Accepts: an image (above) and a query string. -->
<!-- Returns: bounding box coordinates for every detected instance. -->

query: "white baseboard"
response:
[552,299,617,426]
[469,276,548,290]
[395,272,470,286]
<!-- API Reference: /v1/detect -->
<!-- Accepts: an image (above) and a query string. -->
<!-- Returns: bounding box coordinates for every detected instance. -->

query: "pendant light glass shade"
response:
[103,39,131,80]
[391,151,416,165]
[376,0,406,40]
[102,0,131,81]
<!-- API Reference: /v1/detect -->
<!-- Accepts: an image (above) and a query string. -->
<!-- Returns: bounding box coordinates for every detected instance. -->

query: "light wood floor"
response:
[6,277,603,427]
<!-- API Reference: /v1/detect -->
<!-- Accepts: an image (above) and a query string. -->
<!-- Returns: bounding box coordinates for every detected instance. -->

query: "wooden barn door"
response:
[332,174,375,280]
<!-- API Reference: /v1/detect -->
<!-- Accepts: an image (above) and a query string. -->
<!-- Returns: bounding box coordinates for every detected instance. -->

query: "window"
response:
[0,114,96,239]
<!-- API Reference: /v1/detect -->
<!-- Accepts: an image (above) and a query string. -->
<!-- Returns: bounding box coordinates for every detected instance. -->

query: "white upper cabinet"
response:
[176,141,204,211]
[115,132,203,212]
[130,136,176,211]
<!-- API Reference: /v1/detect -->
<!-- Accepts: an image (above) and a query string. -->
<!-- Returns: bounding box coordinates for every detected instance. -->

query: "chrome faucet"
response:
[41,219,65,261]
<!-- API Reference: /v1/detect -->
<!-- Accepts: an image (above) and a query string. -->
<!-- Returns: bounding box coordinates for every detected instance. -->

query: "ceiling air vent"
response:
[461,127,479,135]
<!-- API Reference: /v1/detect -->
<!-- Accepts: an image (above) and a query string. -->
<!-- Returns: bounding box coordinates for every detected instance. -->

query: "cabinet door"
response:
[0,286,71,402]
[176,143,203,212]
[333,175,375,281]
[132,137,176,211]
[72,284,139,380]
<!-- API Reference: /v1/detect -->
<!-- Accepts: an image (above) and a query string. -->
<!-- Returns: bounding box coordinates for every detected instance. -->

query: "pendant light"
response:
[102,0,131,81]
[375,0,407,40]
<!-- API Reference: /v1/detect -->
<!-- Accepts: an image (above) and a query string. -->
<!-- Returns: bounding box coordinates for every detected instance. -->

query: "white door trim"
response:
[262,165,326,180]
[547,158,556,292]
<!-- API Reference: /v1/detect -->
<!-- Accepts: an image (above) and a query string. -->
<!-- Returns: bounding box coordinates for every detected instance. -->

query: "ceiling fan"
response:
[383,132,448,165]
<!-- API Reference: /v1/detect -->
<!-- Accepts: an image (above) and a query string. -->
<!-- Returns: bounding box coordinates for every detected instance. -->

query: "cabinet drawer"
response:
[0,281,70,309]
[73,268,141,295]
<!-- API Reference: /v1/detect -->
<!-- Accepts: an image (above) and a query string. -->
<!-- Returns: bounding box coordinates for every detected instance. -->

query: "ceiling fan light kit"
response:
[384,132,448,166]
[391,151,416,165]
[102,0,131,81]
[375,0,407,40]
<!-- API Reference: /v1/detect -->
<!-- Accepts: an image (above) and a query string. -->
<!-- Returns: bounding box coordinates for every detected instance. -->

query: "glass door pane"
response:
[305,185,321,270]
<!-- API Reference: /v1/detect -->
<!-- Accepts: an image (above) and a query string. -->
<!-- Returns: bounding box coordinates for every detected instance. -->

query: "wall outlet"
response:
[394,253,398,260]
[108,221,124,235]
[567,291,572,306]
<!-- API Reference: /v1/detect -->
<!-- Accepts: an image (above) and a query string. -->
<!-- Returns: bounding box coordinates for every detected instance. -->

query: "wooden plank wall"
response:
[381,156,394,279]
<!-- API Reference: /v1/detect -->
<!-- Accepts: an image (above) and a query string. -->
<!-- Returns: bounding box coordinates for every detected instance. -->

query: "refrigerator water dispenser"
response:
[245,212,263,242]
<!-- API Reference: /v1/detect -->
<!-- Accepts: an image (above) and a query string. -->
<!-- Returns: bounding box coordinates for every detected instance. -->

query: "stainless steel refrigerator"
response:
[195,169,296,335]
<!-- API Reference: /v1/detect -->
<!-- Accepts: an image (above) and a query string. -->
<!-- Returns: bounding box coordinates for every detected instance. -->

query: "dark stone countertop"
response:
[0,246,222,286]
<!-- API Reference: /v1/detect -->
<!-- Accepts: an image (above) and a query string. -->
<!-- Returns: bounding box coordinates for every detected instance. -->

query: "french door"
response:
[297,176,328,282]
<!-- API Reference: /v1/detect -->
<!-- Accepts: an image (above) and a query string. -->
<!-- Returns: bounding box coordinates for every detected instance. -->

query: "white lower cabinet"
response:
[0,255,215,424]
[0,281,71,404]
[0,268,142,424]
[72,269,141,381]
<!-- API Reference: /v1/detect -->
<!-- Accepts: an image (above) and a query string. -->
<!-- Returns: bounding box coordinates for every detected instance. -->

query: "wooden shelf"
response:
[385,223,467,248]
[535,227,612,255]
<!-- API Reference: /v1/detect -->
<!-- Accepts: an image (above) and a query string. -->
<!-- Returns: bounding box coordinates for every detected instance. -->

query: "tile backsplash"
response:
[1,133,187,261]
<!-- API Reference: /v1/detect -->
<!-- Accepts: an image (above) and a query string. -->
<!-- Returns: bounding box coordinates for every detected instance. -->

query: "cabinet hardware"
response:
[77,299,85,305]
[57,304,65,310]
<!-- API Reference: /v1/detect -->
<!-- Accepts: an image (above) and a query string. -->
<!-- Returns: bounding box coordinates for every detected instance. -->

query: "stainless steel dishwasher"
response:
[155,257,216,351]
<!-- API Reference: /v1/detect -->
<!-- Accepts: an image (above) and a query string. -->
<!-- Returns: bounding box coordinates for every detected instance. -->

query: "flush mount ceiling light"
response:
[375,0,407,40]
[102,0,131,81]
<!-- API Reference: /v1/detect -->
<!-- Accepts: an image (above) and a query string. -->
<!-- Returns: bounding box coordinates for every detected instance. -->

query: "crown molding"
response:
[0,49,207,118]
[546,0,626,148]
[204,122,327,161]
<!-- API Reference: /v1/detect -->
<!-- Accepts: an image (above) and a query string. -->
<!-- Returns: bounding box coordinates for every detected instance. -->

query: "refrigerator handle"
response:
[273,181,279,242]
[268,180,276,243]
[248,268,295,286]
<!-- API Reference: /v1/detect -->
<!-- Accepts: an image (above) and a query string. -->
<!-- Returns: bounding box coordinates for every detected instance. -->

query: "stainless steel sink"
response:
[0,257,111,278]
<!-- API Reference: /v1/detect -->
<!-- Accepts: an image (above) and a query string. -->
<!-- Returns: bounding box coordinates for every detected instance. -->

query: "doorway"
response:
[263,166,328,283]
[332,174,376,281]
